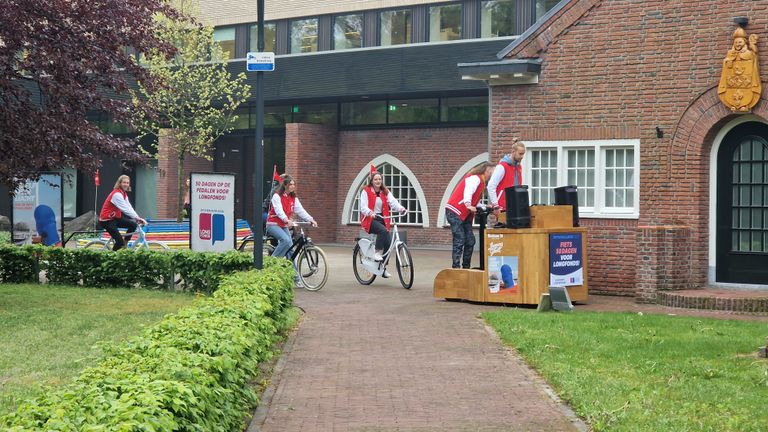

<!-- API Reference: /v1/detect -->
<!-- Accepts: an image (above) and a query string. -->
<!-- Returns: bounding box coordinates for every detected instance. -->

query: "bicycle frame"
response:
[358,214,405,275]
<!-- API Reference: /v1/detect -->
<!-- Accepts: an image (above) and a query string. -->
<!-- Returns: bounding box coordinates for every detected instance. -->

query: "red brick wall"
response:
[636,225,694,303]
[335,127,488,247]
[156,131,213,219]
[491,0,768,293]
[285,123,339,243]
[580,218,637,296]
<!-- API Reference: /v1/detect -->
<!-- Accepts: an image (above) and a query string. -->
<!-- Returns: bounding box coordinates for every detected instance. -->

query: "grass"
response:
[0,283,194,416]
[483,310,768,432]
[0,231,9,244]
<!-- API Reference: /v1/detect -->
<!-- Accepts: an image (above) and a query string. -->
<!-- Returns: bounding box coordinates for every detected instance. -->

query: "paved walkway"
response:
[254,246,583,432]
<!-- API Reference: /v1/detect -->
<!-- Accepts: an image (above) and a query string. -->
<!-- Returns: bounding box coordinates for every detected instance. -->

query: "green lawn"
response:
[484,310,768,432]
[0,284,194,416]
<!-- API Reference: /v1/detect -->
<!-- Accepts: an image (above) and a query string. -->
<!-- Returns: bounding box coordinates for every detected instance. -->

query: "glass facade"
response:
[249,23,277,53]
[388,99,439,124]
[213,27,236,59]
[341,101,387,125]
[334,14,363,50]
[440,96,488,122]
[380,9,412,46]
[429,4,462,42]
[290,18,319,53]
[481,0,517,38]
[293,103,338,124]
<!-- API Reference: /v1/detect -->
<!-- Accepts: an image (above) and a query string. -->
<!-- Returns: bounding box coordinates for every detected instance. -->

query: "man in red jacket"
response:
[488,138,526,214]
[98,175,147,250]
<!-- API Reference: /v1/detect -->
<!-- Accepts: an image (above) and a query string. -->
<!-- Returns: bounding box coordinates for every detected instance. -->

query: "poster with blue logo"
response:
[549,233,583,287]
[12,173,63,246]
[190,173,235,252]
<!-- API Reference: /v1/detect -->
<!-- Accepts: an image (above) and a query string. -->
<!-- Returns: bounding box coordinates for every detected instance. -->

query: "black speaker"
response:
[504,185,531,228]
[554,185,579,227]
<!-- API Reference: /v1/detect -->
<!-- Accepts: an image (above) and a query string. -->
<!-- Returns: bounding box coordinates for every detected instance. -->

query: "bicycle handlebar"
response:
[377,210,408,220]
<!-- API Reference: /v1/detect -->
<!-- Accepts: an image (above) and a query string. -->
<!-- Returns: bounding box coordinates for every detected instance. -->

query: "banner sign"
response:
[487,254,520,295]
[549,233,583,287]
[190,172,236,252]
[12,173,63,246]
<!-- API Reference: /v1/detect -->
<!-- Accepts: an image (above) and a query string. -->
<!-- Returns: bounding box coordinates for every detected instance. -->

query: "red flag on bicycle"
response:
[94,169,100,187]
[272,164,281,182]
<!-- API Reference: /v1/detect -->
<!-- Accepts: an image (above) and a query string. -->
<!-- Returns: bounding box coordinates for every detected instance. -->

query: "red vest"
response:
[267,193,296,228]
[99,189,127,221]
[446,175,485,221]
[496,161,522,210]
[360,186,391,233]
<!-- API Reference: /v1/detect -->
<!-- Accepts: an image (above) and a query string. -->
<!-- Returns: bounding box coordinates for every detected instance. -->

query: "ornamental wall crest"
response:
[718,26,762,112]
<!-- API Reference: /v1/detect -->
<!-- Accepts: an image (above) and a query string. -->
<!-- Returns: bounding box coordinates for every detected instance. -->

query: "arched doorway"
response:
[716,122,768,284]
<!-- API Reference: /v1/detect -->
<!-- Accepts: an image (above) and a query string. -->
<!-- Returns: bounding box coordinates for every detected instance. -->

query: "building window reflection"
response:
[429,4,462,42]
[213,27,236,59]
[536,0,560,21]
[380,9,412,46]
[480,0,516,38]
[249,23,277,53]
[334,14,363,50]
[290,18,319,53]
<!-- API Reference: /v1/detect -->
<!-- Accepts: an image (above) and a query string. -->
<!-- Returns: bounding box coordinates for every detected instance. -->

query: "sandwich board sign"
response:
[247,52,275,72]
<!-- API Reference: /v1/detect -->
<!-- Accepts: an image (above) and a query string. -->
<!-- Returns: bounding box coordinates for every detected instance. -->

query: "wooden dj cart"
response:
[433,205,588,305]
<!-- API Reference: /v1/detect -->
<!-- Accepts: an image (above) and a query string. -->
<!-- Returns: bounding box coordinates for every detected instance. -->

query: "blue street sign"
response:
[247,52,275,72]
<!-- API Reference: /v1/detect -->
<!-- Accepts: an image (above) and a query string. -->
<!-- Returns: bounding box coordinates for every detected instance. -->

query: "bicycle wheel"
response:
[297,246,328,291]
[82,240,109,250]
[239,238,275,257]
[145,241,170,251]
[352,244,376,285]
[395,243,414,289]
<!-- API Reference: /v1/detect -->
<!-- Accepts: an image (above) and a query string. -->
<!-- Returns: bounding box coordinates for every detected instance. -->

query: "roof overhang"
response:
[457,59,541,86]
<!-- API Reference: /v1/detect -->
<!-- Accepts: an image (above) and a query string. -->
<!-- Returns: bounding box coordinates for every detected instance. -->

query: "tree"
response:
[0,0,178,191]
[133,0,250,222]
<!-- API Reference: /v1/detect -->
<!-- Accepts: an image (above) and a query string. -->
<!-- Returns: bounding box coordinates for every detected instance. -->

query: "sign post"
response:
[250,0,273,269]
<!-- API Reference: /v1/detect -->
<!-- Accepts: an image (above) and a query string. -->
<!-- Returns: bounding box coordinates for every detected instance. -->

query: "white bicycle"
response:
[352,213,414,289]
[82,223,169,251]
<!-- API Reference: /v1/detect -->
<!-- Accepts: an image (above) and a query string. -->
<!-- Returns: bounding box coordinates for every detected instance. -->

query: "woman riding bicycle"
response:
[98,175,147,251]
[360,168,406,278]
[266,175,318,259]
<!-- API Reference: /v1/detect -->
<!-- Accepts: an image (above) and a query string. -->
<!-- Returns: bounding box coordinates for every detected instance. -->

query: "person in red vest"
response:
[487,138,526,214]
[360,168,407,277]
[98,175,147,251]
[445,162,495,269]
[266,175,317,260]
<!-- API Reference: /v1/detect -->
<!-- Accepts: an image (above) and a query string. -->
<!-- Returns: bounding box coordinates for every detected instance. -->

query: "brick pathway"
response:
[254,246,584,432]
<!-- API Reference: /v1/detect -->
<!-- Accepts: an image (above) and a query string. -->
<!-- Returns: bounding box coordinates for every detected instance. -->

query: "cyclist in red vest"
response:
[98,175,147,251]
[360,169,407,277]
[266,175,317,259]
[488,139,526,214]
[445,162,495,269]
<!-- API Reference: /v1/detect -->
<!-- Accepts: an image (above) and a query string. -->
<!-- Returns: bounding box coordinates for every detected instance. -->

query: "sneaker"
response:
[295,279,304,288]
[382,269,391,278]
[374,252,384,261]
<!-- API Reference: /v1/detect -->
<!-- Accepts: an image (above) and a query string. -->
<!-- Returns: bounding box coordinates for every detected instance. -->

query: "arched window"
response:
[437,153,490,227]
[342,155,430,227]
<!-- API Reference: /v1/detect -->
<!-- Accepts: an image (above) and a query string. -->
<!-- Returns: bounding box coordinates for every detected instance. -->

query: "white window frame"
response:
[524,139,640,219]
[341,154,430,227]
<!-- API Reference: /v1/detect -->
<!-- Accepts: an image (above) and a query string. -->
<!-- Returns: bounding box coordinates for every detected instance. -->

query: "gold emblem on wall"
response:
[719,27,762,112]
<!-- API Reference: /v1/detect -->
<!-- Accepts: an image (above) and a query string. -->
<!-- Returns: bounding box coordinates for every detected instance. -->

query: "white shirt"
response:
[462,175,483,206]
[360,189,405,218]
[111,191,139,220]
[487,160,521,207]
[269,193,313,224]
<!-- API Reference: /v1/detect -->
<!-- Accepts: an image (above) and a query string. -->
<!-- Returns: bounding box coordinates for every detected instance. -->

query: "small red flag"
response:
[94,169,100,187]
[370,165,377,177]
[272,165,281,182]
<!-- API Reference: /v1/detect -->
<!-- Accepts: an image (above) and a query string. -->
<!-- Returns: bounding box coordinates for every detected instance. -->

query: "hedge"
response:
[0,245,259,294]
[1,257,295,431]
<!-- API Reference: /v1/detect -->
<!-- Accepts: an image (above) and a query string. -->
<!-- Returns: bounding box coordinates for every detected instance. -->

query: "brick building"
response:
[456,0,768,298]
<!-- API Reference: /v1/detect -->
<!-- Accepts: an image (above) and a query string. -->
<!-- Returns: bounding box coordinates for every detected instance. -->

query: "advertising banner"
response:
[12,174,63,246]
[549,233,584,287]
[487,254,520,295]
[190,172,236,252]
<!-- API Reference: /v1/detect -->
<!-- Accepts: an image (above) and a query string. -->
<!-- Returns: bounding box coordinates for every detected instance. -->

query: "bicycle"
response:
[352,212,414,289]
[239,222,328,291]
[82,223,170,251]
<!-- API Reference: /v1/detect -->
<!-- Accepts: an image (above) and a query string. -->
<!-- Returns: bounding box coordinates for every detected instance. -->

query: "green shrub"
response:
[1,260,294,431]
[0,231,10,244]
[0,245,277,293]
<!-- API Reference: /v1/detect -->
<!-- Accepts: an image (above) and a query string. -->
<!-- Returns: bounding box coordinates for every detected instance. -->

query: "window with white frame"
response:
[524,140,640,217]
[349,163,424,225]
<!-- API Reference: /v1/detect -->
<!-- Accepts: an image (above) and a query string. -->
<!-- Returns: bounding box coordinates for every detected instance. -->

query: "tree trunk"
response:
[177,153,186,223]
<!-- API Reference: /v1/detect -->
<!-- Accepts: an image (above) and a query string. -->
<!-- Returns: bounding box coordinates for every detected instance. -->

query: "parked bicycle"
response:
[352,213,413,289]
[82,223,169,251]
[239,222,328,291]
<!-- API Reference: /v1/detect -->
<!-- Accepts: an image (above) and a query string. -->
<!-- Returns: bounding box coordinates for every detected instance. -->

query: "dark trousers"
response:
[97,217,137,251]
[369,218,391,251]
[446,210,475,269]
